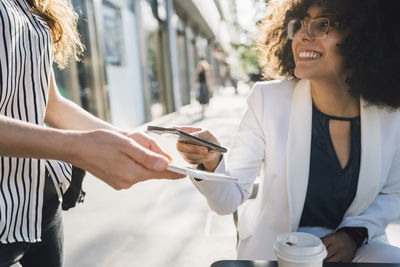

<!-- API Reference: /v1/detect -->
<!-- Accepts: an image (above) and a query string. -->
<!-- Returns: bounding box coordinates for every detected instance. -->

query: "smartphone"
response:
[147,125,227,153]
[167,164,237,182]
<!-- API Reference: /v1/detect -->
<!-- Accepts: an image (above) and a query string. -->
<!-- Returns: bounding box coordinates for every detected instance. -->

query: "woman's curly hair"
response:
[257,0,400,109]
[27,0,84,69]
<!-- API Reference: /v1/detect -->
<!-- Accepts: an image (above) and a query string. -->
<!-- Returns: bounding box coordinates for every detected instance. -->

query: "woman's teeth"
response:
[298,51,321,59]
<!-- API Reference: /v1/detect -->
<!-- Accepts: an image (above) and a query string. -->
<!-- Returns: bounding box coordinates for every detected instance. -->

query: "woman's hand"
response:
[175,126,222,172]
[126,131,173,161]
[321,231,358,262]
[67,129,184,190]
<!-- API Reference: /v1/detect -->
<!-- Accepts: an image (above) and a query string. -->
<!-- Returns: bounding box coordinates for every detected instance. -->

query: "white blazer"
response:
[192,79,400,260]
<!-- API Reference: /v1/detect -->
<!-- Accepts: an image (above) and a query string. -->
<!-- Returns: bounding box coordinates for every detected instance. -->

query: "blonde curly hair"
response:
[27,0,84,68]
[256,0,297,80]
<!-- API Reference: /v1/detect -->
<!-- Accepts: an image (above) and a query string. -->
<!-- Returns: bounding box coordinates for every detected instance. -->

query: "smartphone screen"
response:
[147,126,227,153]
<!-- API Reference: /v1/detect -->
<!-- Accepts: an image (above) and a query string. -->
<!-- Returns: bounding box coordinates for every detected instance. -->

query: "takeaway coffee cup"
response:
[273,232,327,267]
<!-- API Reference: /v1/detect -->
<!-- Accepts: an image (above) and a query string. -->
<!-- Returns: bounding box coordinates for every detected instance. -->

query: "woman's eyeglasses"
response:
[287,16,335,40]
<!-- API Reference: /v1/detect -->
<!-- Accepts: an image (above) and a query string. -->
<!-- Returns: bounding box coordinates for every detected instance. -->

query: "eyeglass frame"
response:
[287,15,338,40]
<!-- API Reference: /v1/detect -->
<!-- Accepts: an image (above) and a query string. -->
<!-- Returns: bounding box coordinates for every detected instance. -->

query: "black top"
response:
[299,104,361,229]
[198,69,206,83]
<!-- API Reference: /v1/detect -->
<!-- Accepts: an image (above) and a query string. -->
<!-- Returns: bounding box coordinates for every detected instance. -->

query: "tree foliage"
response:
[231,42,262,75]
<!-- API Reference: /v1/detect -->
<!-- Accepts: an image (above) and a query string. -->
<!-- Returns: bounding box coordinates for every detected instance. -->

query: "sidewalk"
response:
[63,85,249,267]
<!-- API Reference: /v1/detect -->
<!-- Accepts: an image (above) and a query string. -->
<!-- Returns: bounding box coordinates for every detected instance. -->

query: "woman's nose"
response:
[296,25,312,41]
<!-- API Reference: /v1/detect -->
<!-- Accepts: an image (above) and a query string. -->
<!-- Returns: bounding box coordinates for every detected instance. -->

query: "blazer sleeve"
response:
[337,144,400,240]
[191,85,266,215]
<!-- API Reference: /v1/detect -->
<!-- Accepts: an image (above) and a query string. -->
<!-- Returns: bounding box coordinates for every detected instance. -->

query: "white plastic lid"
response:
[273,232,327,263]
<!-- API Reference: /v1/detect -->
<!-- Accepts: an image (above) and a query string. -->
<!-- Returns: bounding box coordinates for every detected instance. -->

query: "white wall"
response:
[104,0,146,129]
[192,0,221,36]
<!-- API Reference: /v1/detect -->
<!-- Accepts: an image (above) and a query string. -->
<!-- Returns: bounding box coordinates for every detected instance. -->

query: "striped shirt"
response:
[0,0,71,243]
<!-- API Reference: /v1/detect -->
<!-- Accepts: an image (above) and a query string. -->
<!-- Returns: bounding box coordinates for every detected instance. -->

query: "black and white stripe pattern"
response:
[0,0,71,243]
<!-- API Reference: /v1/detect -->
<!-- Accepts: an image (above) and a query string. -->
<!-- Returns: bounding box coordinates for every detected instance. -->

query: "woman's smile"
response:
[296,48,323,61]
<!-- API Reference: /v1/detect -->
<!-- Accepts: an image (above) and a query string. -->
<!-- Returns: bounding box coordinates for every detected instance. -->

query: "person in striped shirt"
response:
[0,0,184,266]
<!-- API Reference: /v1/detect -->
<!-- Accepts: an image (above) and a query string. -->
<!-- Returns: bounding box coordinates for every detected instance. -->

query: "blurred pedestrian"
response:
[177,0,400,263]
[0,0,183,266]
[224,69,238,94]
[196,58,212,117]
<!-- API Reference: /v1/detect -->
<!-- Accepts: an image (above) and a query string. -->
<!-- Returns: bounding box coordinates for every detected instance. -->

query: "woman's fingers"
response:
[174,126,220,147]
[177,141,208,154]
[181,152,208,163]
[173,126,202,133]
[179,149,220,165]
[128,131,173,161]
[186,128,218,141]
[123,140,170,172]
[75,130,186,191]
[148,138,173,161]
[174,126,221,168]
[134,167,186,181]
[174,127,219,143]
[321,232,355,262]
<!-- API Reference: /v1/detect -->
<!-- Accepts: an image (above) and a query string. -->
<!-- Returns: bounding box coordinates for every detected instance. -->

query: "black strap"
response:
[61,166,86,211]
[337,227,368,248]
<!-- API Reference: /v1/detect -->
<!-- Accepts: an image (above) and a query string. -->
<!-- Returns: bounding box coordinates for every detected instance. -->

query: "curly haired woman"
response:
[0,0,183,266]
[176,0,400,262]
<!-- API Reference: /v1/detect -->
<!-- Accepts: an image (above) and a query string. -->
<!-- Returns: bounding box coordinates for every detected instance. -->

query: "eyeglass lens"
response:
[288,17,330,40]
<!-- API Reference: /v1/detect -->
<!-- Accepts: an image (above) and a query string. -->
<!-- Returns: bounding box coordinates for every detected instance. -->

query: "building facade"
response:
[54,0,240,128]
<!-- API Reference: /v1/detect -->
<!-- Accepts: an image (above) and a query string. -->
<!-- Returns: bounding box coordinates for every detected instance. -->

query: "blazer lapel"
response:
[344,99,381,217]
[286,79,313,231]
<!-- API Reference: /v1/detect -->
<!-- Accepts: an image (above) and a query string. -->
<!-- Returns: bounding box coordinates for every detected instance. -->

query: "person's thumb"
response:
[149,139,172,161]
[125,141,170,171]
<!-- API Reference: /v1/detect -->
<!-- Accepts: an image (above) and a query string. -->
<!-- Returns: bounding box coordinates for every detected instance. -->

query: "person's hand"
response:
[126,131,186,180]
[68,129,184,190]
[175,126,222,172]
[126,131,173,161]
[321,231,358,262]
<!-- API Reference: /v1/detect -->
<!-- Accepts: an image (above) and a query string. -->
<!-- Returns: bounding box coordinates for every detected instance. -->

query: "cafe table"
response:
[211,261,400,267]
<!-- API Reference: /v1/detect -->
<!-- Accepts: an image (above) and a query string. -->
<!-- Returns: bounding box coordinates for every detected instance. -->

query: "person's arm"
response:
[176,86,265,214]
[45,69,175,162]
[44,69,124,133]
[206,65,213,92]
[0,115,182,189]
[0,69,183,189]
